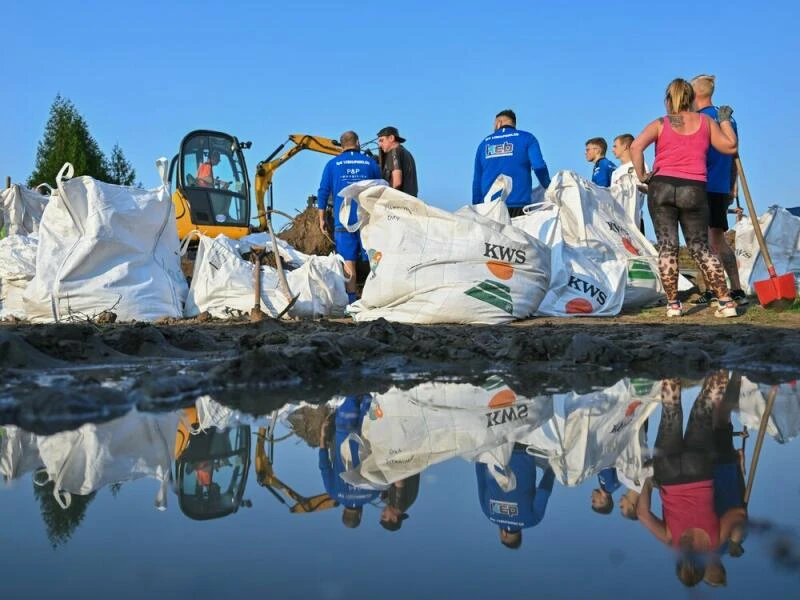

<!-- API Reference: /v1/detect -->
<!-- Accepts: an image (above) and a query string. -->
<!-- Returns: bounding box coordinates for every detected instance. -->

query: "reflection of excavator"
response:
[170,131,344,241]
[254,424,338,514]
[173,407,252,520]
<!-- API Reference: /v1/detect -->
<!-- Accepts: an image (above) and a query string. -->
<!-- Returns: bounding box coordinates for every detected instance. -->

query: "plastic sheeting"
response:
[23,160,188,322]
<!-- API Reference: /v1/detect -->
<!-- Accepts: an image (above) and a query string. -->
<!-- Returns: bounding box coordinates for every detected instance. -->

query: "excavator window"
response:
[177,131,250,229]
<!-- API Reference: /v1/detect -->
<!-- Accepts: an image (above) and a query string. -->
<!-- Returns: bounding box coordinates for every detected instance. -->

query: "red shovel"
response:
[736,157,798,310]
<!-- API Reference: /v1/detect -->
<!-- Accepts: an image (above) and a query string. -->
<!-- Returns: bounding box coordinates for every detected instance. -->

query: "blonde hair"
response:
[665,79,695,114]
[691,74,716,98]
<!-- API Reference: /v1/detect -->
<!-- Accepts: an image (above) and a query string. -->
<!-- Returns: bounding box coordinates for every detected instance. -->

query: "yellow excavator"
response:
[169,131,344,241]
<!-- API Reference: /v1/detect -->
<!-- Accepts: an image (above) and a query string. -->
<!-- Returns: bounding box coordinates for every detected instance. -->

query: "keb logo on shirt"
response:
[486,142,513,158]
[490,500,519,516]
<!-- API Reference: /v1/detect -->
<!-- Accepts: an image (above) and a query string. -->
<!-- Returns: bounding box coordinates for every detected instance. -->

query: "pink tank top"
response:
[652,115,709,182]
[661,480,720,549]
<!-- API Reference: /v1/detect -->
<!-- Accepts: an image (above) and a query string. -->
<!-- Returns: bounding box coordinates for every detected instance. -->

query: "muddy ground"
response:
[1,304,798,433]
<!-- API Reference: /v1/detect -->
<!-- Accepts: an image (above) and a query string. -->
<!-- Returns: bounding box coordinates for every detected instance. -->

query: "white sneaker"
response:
[666,302,683,318]
[715,300,739,318]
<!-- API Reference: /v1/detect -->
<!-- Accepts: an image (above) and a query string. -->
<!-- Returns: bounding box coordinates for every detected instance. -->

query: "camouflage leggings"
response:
[648,177,730,301]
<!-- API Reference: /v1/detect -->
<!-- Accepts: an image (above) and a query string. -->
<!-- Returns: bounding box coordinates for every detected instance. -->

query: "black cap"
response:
[377,126,406,144]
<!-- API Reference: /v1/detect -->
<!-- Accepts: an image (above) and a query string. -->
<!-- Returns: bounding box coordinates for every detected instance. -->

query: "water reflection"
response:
[1,371,798,591]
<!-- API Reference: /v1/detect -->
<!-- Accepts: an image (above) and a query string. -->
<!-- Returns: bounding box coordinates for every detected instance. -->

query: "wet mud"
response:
[2,308,799,431]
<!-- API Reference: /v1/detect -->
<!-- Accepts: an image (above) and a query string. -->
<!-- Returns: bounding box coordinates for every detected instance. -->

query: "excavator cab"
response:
[174,420,252,521]
[171,130,252,241]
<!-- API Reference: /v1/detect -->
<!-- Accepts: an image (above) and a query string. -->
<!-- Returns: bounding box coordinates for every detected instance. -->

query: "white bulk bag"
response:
[738,376,800,444]
[184,233,347,319]
[0,233,38,319]
[516,172,664,313]
[23,160,188,322]
[734,206,800,296]
[341,180,550,324]
[0,184,49,236]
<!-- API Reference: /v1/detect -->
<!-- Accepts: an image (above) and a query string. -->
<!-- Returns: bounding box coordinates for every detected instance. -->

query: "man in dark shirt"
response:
[377,126,418,197]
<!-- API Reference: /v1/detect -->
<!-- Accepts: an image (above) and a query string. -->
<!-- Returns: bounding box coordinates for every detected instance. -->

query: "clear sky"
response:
[2,0,797,224]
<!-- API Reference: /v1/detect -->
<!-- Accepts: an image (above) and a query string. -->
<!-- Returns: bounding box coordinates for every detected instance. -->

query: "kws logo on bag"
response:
[485,387,528,428]
[564,275,608,314]
[606,221,641,256]
[484,243,526,264]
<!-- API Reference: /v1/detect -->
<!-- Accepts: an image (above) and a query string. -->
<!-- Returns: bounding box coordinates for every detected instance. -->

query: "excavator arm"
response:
[254,134,342,231]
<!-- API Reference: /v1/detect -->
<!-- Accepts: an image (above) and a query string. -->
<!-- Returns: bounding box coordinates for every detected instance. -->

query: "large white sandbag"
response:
[341,179,550,324]
[23,161,188,322]
[0,184,49,236]
[0,234,38,319]
[734,206,800,296]
[738,376,800,444]
[184,233,347,319]
[514,172,664,315]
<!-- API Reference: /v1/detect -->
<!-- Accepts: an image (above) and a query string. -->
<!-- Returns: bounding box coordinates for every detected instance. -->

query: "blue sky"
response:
[2,0,797,225]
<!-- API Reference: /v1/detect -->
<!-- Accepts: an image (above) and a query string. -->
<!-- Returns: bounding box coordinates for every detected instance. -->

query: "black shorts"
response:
[707,192,731,231]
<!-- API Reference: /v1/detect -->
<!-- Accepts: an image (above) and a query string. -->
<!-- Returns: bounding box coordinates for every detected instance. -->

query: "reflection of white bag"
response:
[515,172,664,315]
[340,378,553,491]
[23,161,188,322]
[341,180,550,324]
[34,410,180,509]
[734,207,800,295]
[522,379,657,487]
[184,233,348,319]
[738,376,800,444]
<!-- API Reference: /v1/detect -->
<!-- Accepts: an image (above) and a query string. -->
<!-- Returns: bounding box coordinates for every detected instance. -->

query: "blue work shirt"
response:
[318,395,381,508]
[598,467,621,494]
[699,106,738,194]
[476,449,555,532]
[472,127,551,208]
[592,157,616,187]
[317,150,380,230]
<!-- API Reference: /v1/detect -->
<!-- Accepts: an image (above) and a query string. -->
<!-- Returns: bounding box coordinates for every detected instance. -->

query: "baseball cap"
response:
[377,126,406,144]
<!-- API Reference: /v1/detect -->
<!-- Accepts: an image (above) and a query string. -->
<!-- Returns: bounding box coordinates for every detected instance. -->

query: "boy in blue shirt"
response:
[585,137,616,187]
[472,109,551,217]
[317,131,381,304]
[476,444,556,549]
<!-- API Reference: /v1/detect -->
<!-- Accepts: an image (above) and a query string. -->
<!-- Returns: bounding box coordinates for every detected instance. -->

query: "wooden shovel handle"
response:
[735,157,776,275]
[744,385,778,506]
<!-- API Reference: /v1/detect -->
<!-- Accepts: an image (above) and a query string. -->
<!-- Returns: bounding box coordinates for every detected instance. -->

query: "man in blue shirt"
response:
[585,137,616,187]
[319,395,382,528]
[476,445,556,549]
[317,131,381,304]
[691,75,747,305]
[591,467,621,515]
[472,109,551,217]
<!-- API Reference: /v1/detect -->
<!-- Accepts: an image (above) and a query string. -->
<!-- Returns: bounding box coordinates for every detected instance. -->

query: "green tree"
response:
[33,477,98,549]
[28,94,111,187]
[107,143,136,186]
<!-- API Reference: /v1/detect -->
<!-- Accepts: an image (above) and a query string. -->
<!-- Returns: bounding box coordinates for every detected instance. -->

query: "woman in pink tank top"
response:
[630,79,740,318]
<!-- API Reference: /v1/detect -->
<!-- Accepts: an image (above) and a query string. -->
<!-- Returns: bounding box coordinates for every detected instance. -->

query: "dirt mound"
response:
[277,206,334,256]
[287,404,333,448]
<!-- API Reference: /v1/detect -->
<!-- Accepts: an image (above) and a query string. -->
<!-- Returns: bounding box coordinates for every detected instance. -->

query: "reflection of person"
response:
[380,474,420,532]
[476,444,555,550]
[377,126,418,197]
[591,467,620,515]
[472,109,551,217]
[630,79,739,319]
[585,137,616,187]
[637,373,742,588]
[196,151,221,187]
[319,395,381,528]
[316,131,380,304]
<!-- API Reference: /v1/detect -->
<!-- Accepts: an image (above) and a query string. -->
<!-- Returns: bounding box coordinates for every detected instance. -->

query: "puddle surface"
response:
[2,371,800,598]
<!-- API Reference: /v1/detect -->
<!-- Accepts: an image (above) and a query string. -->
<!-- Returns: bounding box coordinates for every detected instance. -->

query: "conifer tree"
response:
[107,143,136,186]
[28,95,111,187]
